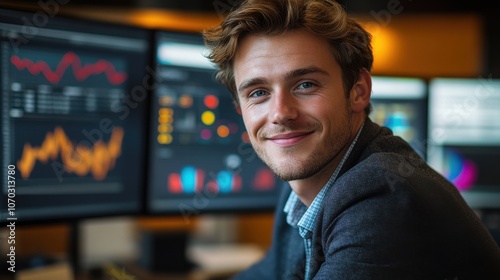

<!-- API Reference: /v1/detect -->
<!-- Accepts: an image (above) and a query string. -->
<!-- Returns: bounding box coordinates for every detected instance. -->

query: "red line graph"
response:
[10,51,127,85]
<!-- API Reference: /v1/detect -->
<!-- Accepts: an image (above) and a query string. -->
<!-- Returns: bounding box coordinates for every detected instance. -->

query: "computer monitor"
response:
[370,76,428,158]
[0,7,151,223]
[427,77,500,209]
[146,31,281,217]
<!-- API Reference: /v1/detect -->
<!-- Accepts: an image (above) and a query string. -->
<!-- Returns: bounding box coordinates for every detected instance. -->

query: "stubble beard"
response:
[251,111,353,182]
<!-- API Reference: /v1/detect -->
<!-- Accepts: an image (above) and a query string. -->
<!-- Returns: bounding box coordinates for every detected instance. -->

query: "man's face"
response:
[233,29,362,182]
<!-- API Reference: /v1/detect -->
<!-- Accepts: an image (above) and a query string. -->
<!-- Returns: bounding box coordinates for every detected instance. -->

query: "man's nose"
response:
[269,90,298,124]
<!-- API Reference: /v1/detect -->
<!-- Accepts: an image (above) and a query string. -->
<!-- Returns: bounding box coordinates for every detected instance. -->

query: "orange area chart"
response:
[17,126,124,180]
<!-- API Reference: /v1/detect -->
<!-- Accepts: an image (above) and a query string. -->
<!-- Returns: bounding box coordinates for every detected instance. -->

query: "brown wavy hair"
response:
[203,0,373,113]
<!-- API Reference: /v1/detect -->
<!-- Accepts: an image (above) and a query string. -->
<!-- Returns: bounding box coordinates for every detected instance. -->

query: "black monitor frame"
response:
[0,6,153,225]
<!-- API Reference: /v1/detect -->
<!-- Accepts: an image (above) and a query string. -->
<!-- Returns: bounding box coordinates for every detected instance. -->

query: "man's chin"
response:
[268,163,317,182]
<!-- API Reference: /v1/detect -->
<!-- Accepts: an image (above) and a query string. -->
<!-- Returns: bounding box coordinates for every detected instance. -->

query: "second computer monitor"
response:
[147,31,281,216]
[427,77,500,209]
[370,76,428,158]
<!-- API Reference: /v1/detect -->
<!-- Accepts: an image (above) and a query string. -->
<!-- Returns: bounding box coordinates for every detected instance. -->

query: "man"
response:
[203,0,500,279]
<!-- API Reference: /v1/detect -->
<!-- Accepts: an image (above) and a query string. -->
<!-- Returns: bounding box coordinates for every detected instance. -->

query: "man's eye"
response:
[249,90,268,97]
[296,82,314,90]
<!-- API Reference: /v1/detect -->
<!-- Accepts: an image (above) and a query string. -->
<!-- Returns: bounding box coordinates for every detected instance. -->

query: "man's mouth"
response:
[266,131,313,146]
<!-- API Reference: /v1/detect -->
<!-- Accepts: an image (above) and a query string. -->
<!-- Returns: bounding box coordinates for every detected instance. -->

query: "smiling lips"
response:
[266,131,313,146]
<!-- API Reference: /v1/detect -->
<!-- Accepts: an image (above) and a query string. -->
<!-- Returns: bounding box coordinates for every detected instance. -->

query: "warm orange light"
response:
[360,21,400,73]
[128,9,222,32]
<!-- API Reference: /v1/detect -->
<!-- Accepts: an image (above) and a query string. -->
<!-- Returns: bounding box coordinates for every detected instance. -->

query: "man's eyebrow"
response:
[284,66,329,80]
[237,77,269,94]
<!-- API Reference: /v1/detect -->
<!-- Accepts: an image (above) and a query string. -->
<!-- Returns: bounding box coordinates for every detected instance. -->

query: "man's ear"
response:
[349,69,372,113]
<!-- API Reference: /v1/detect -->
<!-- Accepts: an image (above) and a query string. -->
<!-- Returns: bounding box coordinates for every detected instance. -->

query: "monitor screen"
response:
[146,31,281,216]
[427,78,500,209]
[0,8,151,223]
[370,76,428,158]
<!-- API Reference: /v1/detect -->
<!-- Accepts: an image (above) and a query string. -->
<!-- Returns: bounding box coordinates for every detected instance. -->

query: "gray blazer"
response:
[234,118,500,280]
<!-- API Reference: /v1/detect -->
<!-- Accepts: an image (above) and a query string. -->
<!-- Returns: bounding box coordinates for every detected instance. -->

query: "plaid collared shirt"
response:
[284,124,364,280]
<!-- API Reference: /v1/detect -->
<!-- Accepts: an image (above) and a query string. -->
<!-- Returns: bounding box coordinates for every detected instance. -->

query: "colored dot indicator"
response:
[158,133,172,144]
[228,123,238,134]
[201,128,212,140]
[217,125,230,138]
[158,115,172,123]
[201,111,215,125]
[179,95,193,108]
[241,131,250,143]
[159,108,173,116]
[159,96,174,106]
[204,94,219,109]
[158,124,173,133]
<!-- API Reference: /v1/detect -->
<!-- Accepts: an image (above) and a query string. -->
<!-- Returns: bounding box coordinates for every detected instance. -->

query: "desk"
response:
[14,244,264,280]
[124,243,264,280]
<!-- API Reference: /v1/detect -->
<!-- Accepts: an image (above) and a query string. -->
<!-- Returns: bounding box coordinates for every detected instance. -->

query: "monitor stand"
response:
[68,221,81,277]
[137,228,196,274]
